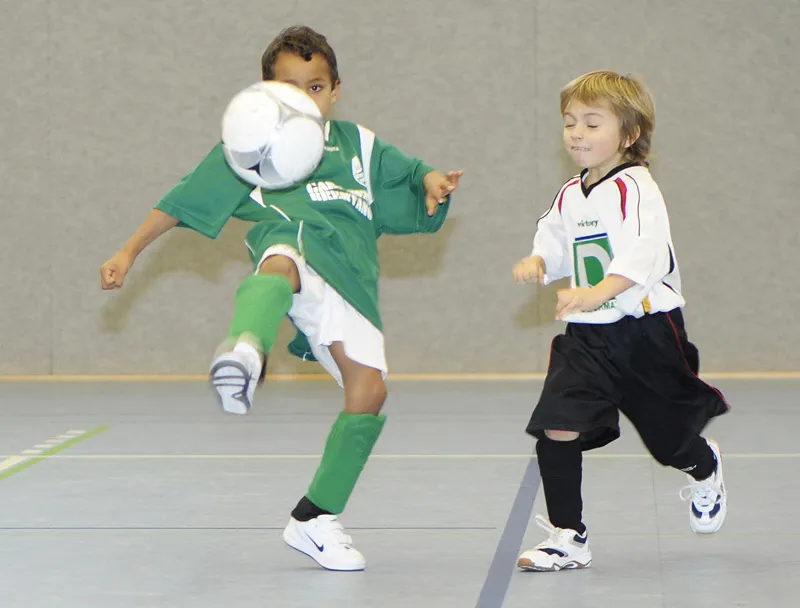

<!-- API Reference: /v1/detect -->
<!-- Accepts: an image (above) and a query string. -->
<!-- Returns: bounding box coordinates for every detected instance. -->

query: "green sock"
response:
[306,412,387,514]
[227,274,293,354]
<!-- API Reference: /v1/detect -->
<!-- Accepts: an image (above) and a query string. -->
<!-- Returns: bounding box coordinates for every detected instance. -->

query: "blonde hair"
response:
[560,70,655,164]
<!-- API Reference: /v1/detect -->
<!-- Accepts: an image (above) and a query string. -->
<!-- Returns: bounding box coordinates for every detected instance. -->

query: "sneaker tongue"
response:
[695,492,715,507]
[316,514,343,534]
[317,514,338,523]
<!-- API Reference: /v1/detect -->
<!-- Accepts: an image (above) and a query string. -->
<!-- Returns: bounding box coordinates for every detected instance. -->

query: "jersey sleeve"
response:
[531,192,572,284]
[606,180,673,313]
[361,128,449,236]
[155,143,254,239]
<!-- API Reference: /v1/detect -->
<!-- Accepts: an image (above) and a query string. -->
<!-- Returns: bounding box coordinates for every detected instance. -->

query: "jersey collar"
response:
[580,161,643,198]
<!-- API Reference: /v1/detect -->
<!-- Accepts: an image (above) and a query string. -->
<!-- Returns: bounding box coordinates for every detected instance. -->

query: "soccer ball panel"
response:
[221,81,325,190]
[270,116,326,183]
[221,89,281,153]
[265,81,323,118]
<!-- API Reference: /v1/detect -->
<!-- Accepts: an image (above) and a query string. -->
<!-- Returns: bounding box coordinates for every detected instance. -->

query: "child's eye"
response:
[564,123,576,128]
[586,125,599,129]
[310,85,324,93]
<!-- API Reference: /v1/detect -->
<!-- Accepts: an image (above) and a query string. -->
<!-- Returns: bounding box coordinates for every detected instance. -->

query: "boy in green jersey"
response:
[100,25,462,571]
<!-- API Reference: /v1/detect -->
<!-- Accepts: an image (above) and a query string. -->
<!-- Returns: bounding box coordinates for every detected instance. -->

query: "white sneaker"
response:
[283,515,365,571]
[208,344,262,415]
[517,515,591,572]
[680,438,727,534]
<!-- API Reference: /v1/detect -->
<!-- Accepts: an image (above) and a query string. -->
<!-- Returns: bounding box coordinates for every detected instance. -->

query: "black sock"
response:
[291,496,332,522]
[536,437,586,535]
[673,437,716,481]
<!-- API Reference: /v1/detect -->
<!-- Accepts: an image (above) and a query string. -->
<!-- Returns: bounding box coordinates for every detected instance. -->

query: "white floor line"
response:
[2,432,89,472]
[1,452,798,460]
[0,456,28,472]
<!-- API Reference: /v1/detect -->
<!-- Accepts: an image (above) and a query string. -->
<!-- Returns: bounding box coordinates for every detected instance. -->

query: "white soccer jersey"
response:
[531,162,685,324]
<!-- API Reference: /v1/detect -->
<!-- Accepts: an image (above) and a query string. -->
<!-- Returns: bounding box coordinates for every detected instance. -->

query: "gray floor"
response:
[0,378,797,608]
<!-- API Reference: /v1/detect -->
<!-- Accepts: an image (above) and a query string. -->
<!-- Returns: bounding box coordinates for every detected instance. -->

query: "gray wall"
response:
[2,0,798,375]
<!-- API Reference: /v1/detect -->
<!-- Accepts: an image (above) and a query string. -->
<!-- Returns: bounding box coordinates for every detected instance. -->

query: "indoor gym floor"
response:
[0,376,796,608]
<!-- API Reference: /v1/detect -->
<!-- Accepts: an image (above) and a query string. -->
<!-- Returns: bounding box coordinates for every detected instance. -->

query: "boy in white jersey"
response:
[99,26,463,571]
[512,71,729,572]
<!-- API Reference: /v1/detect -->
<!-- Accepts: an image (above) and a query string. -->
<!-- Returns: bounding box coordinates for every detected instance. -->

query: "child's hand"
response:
[555,287,606,319]
[100,251,135,290]
[423,170,464,216]
[513,256,546,284]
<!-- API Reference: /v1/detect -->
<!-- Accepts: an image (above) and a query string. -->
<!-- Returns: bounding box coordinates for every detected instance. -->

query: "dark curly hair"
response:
[261,25,339,84]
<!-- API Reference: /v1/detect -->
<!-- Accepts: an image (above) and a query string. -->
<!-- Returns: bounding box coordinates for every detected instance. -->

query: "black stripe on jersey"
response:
[626,173,642,236]
[536,191,560,226]
[580,161,642,197]
[537,178,579,225]
[667,244,675,274]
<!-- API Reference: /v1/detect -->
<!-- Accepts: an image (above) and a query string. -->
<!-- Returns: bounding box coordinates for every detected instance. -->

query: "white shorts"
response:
[257,245,388,387]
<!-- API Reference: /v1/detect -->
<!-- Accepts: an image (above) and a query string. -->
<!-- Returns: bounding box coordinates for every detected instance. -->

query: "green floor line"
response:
[0,426,109,480]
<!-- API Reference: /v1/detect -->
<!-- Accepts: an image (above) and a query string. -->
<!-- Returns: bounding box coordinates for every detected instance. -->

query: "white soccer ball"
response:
[221,81,325,190]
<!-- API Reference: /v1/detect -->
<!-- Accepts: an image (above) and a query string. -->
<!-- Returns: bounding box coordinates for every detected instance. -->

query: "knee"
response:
[544,429,581,441]
[344,374,387,415]
[257,254,300,293]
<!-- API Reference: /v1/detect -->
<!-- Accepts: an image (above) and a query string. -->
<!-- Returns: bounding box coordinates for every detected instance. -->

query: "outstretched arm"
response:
[369,133,463,236]
[100,209,178,290]
[99,143,252,290]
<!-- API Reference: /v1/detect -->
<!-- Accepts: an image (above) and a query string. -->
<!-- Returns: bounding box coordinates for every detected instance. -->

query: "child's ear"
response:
[624,125,641,149]
[330,80,341,104]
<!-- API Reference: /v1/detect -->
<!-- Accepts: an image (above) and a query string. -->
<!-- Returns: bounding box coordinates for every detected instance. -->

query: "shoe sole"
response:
[691,501,727,534]
[209,360,252,415]
[517,557,591,572]
[282,530,365,572]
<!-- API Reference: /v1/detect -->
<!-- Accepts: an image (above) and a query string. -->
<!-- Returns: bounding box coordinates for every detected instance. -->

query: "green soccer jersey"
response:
[155,120,450,360]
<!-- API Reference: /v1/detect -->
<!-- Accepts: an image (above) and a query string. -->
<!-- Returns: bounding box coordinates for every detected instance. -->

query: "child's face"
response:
[562,100,629,177]
[271,51,340,119]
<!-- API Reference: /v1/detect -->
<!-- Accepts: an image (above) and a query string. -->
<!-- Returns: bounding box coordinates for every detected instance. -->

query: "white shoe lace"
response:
[317,515,354,547]
[533,514,570,549]
[679,476,719,509]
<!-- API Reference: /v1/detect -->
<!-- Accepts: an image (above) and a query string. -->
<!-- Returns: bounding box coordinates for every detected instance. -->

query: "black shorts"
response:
[526,309,729,452]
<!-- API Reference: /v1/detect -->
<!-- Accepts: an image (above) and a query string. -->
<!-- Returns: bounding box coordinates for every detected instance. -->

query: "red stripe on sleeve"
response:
[614,177,628,220]
[558,179,580,214]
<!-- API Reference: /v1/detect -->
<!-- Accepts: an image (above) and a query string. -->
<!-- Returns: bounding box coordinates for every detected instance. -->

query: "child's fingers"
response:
[446,170,463,188]
[513,261,538,284]
[425,194,437,216]
[555,294,580,318]
[100,268,114,288]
